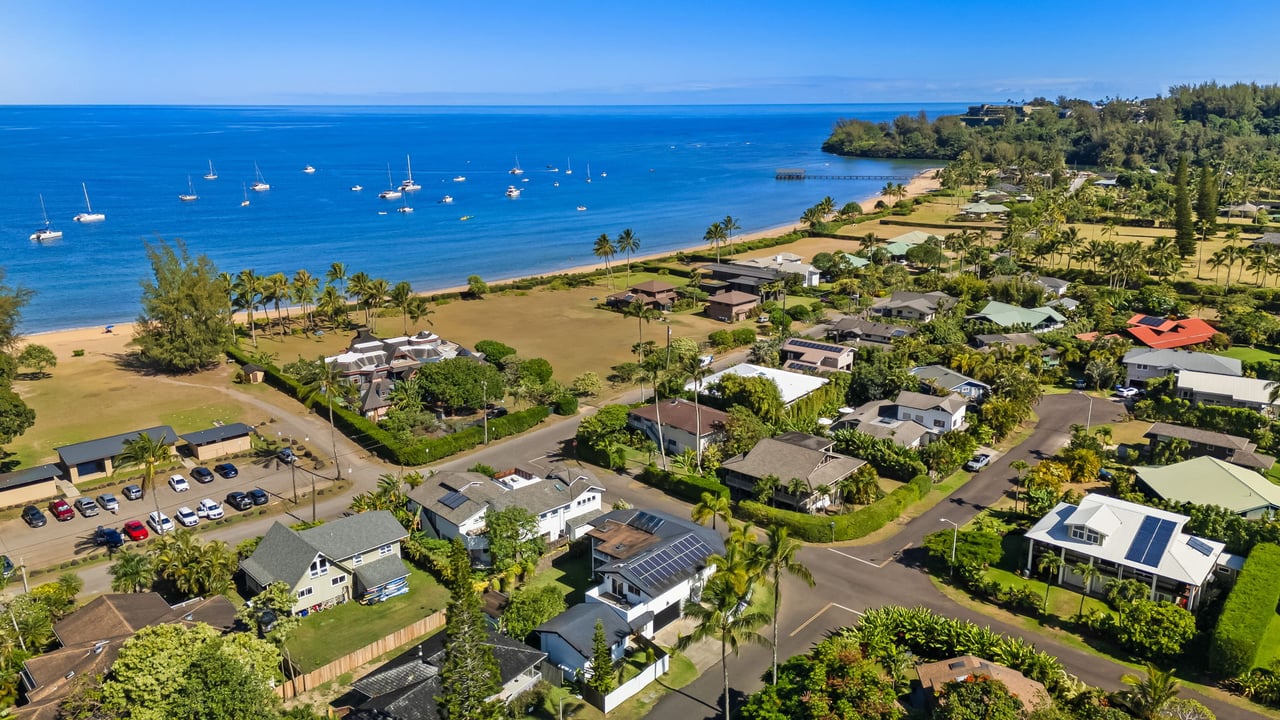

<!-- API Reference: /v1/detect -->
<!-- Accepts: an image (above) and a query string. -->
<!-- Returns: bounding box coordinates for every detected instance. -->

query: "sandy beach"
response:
[26,168,940,359]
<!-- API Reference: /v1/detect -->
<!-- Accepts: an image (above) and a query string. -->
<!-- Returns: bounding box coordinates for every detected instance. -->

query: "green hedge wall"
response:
[1210,543,1280,678]
[636,464,730,503]
[737,475,931,542]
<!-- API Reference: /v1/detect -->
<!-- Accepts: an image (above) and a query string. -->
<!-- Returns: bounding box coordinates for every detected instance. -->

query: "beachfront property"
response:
[779,337,855,373]
[55,425,177,483]
[700,262,786,298]
[910,365,990,402]
[1135,456,1280,519]
[0,464,63,508]
[705,290,760,322]
[871,291,956,322]
[407,467,605,560]
[1122,348,1242,385]
[324,328,466,389]
[958,103,1054,126]
[689,363,828,408]
[833,251,871,271]
[1175,370,1280,414]
[239,510,410,613]
[1143,422,1275,471]
[1125,314,1219,349]
[1024,493,1233,611]
[728,252,821,287]
[628,399,728,457]
[826,315,915,346]
[605,280,679,311]
[969,300,1065,333]
[584,508,723,636]
[177,422,254,462]
[719,432,865,512]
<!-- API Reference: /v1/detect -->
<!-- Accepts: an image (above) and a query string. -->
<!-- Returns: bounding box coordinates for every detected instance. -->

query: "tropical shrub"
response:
[738,475,931,542]
[1210,543,1280,677]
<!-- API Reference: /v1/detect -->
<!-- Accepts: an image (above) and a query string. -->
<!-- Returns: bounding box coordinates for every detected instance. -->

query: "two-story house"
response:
[606,280,679,311]
[893,391,967,432]
[827,316,915,346]
[1123,348,1242,385]
[700,262,786,297]
[1143,422,1274,471]
[729,253,821,287]
[1176,370,1280,414]
[324,328,466,390]
[910,365,990,402]
[871,291,956,322]
[533,603,636,682]
[779,337,855,373]
[240,510,410,613]
[719,432,866,511]
[628,399,728,457]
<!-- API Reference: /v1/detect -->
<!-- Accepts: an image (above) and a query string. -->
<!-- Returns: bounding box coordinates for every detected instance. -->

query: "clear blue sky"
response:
[3,1,1277,105]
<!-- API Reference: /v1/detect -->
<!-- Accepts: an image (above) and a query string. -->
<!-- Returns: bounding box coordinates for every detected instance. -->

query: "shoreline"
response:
[26,168,939,357]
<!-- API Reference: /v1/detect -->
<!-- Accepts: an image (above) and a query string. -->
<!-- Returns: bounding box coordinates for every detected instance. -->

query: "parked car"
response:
[225,492,253,511]
[49,499,75,521]
[92,526,124,550]
[191,466,215,483]
[168,474,191,492]
[276,448,298,464]
[122,484,143,501]
[96,493,119,513]
[73,497,101,518]
[214,463,239,479]
[485,406,508,420]
[21,505,47,528]
[0,556,13,577]
[1114,386,1140,399]
[248,488,270,506]
[122,519,149,541]
[175,507,199,528]
[147,511,175,535]
[964,453,993,472]
[196,498,224,520]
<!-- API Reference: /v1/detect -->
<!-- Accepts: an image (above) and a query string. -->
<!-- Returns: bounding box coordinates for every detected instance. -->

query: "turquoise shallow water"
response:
[0,104,966,332]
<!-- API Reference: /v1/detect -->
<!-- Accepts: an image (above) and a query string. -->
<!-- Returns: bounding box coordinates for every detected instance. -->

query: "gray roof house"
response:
[871,291,956,322]
[827,315,915,345]
[533,603,636,682]
[1123,348,1242,385]
[177,422,254,462]
[55,425,178,482]
[910,365,990,401]
[832,400,933,448]
[0,463,63,507]
[240,510,409,613]
[720,432,866,512]
[1143,422,1274,471]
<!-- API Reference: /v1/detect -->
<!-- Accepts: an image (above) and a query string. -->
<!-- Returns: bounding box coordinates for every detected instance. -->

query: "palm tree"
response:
[325,262,348,294]
[119,431,172,513]
[704,222,727,262]
[691,491,731,530]
[622,299,661,345]
[291,269,320,330]
[365,277,391,331]
[681,353,713,469]
[232,269,264,347]
[406,296,434,330]
[785,477,810,508]
[758,525,813,685]
[302,361,354,481]
[756,474,780,507]
[800,206,824,230]
[389,281,414,335]
[1037,552,1065,612]
[593,233,617,289]
[722,215,741,254]
[264,272,290,337]
[1116,664,1181,720]
[317,285,348,328]
[346,271,372,325]
[676,577,771,720]
[615,228,640,275]
[108,550,154,593]
[1073,561,1102,617]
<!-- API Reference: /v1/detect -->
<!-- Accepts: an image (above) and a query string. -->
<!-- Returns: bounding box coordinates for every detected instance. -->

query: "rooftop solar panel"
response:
[628,534,714,592]
[787,339,844,352]
[1142,519,1177,566]
[439,491,469,510]
[1187,536,1215,557]
[1124,516,1161,564]
[630,511,666,535]
[1137,316,1168,328]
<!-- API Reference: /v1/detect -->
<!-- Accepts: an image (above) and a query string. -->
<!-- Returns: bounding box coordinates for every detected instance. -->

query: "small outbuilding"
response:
[178,423,254,462]
[55,426,177,482]
[239,363,266,384]
[0,464,63,507]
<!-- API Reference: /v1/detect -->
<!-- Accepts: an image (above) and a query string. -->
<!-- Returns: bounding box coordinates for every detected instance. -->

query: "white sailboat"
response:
[508,154,524,175]
[251,163,270,191]
[73,182,105,223]
[439,195,454,204]
[178,176,198,202]
[30,195,62,241]
[203,160,218,180]
[241,183,250,207]
[585,163,592,183]
[351,184,363,192]
[378,164,402,200]
[564,158,573,176]
[399,154,421,192]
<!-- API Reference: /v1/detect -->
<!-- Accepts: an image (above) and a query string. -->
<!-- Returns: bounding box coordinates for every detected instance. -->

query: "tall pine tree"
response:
[1195,166,1219,278]
[586,619,617,695]
[438,538,503,720]
[1174,155,1195,256]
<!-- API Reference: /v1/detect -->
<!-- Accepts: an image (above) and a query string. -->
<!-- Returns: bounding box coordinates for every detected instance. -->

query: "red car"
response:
[48,499,75,522]
[122,520,149,542]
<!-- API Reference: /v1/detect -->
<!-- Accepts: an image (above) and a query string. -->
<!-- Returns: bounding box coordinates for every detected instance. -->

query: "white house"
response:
[584,509,724,636]
[533,603,636,682]
[894,391,967,432]
[730,253,821,287]
[1024,494,1235,610]
[408,467,605,562]
[1123,349,1242,385]
[628,399,728,457]
[1176,370,1280,414]
[690,363,828,407]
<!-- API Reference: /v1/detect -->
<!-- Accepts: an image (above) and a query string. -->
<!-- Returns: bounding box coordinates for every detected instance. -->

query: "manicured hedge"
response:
[1210,542,1280,677]
[636,464,729,503]
[737,475,931,542]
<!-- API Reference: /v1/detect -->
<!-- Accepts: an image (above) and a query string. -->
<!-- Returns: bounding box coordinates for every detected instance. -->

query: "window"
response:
[352,554,363,566]
[1069,525,1101,544]
[933,419,946,428]
[309,557,329,578]
[297,587,313,599]
[331,576,346,586]
[379,544,393,556]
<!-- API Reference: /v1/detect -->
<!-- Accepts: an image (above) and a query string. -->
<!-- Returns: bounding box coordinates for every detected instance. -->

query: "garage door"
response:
[653,601,681,631]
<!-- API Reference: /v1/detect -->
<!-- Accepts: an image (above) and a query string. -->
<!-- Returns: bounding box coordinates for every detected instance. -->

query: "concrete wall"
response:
[190,435,252,462]
[0,479,60,508]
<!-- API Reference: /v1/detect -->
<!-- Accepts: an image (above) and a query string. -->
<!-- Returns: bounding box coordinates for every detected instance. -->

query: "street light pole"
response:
[940,518,959,578]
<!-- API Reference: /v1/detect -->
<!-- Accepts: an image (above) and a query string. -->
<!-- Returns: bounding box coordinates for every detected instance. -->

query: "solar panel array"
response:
[1124,515,1178,567]
[1187,536,1216,557]
[1137,316,1168,328]
[787,339,844,352]
[439,491,469,510]
[628,534,714,592]
[630,511,666,535]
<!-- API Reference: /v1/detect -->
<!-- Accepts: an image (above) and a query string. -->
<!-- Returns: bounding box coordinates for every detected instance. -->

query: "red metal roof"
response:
[1125,315,1219,349]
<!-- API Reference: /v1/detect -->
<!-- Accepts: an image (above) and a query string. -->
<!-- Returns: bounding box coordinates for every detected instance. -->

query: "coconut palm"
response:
[758,525,813,685]
[325,262,348,293]
[406,296,434,330]
[302,360,355,480]
[681,353,713,469]
[389,281,414,334]
[317,285,348,328]
[677,578,771,720]
[593,233,617,289]
[264,272,290,337]
[364,277,390,331]
[817,196,835,217]
[1116,664,1181,720]
[1037,552,1065,611]
[756,474,780,507]
[615,228,640,275]
[346,271,372,324]
[800,206,824,230]
[232,269,264,347]
[704,222,727,262]
[108,550,155,593]
[1074,561,1102,617]
[622,299,661,345]
[291,269,320,329]
[119,431,172,513]
[722,215,741,254]
[691,491,731,530]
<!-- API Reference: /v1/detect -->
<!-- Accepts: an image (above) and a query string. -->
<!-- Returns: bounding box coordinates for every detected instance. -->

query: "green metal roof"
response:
[1136,456,1280,514]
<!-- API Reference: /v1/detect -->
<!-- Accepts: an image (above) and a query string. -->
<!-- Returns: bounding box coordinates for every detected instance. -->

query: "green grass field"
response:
[1221,346,1280,364]
[525,549,594,606]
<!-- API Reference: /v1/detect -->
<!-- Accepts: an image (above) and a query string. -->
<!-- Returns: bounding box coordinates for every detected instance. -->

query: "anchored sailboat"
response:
[30,195,62,241]
[399,154,421,192]
[251,163,270,191]
[379,164,402,200]
[73,182,105,222]
[179,176,198,202]
[203,160,218,180]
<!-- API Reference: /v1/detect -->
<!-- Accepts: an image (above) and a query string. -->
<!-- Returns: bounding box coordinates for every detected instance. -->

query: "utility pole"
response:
[481,380,489,445]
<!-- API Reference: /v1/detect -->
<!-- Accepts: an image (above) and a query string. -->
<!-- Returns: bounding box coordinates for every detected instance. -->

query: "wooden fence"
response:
[277,610,445,700]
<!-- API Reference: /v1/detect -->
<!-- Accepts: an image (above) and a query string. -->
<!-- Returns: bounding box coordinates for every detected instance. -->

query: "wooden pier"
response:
[775,168,912,181]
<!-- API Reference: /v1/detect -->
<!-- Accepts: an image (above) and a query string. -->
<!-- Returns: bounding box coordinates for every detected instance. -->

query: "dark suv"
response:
[248,488,270,506]
[225,491,253,511]
[92,526,124,550]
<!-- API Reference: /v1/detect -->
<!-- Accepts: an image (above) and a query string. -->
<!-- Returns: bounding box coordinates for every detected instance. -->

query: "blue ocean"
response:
[0,104,966,332]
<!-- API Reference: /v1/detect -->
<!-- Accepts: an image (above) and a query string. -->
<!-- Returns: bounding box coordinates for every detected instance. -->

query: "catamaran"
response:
[399,154,421,192]
[203,160,218,180]
[73,182,105,222]
[179,176,198,202]
[508,154,524,175]
[251,163,270,191]
[378,164,402,200]
[30,195,62,241]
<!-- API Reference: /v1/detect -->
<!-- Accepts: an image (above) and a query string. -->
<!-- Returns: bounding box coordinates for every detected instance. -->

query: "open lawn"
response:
[283,564,450,672]
[1101,420,1153,447]
[1257,613,1280,670]
[539,653,698,720]
[1222,346,1280,364]
[525,548,594,606]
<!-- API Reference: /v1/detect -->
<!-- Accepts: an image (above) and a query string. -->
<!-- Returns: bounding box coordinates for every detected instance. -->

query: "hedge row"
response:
[226,346,550,466]
[737,475,931,542]
[1210,542,1280,677]
[636,464,730,503]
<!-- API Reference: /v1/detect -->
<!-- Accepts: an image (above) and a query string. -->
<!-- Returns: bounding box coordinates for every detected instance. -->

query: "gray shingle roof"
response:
[55,426,177,467]
[353,554,411,592]
[720,436,866,488]
[0,463,61,492]
[910,365,989,392]
[895,390,967,414]
[408,471,601,527]
[240,511,406,588]
[534,603,633,659]
[239,523,319,589]
[178,422,253,447]
[1123,348,1242,376]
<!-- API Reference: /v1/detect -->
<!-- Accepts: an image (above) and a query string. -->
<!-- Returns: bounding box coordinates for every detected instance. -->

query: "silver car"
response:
[73,497,100,518]
[95,493,119,512]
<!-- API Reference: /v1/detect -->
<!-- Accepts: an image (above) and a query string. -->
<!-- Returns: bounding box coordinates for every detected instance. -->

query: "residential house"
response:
[910,365,990,401]
[916,656,1049,712]
[533,603,635,682]
[832,400,933,449]
[780,337,855,373]
[1176,370,1280,414]
[628,399,728,457]
[705,290,760,322]
[690,363,829,408]
[827,315,915,346]
[833,251,871,271]
[606,280,679,311]
[893,391,968,433]
[0,464,62,508]
[886,230,942,247]
[700,262,786,297]
[973,332,1042,350]
[240,510,410,613]
[730,253,821,287]
[970,300,1065,333]
[1143,422,1274,471]
[1035,276,1072,297]
[719,432,866,511]
[1136,457,1280,520]
[871,291,956,322]
[584,508,724,635]
[178,422,253,462]
[1024,493,1234,610]
[18,593,235,714]
[55,425,177,483]
[1123,348,1242,385]
[408,467,605,560]
[356,377,394,422]
[1125,314,1219,349]
[324,328,466,390]
[346,629,545,720]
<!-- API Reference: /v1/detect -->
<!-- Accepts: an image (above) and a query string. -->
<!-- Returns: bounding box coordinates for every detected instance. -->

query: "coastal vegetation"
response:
[132,240,234,372]
[0,268,36,472]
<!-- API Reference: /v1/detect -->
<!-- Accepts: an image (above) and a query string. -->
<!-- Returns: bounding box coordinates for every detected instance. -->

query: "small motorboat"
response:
[440,195,453,204]
[453,176,467,182]
[459,215,473,221]
[505,185,521,198]
[397,205,414,213]
[303,165,316,174]
[576,205,587,211]
[351,185,363,192]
